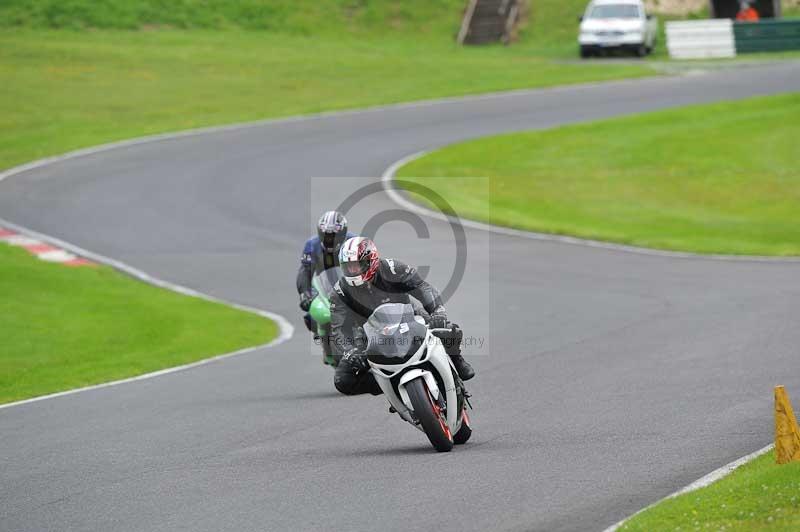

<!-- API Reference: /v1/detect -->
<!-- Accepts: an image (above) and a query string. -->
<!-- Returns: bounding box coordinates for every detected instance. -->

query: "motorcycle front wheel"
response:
[406,378,454,452]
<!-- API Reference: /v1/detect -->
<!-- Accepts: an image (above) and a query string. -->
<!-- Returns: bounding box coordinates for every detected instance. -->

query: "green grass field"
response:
[398,93,800,256]
[0,0,662,173]
[3,1,798,174]
[0,29,655,172]
[0,0,613,51]
[621,449,800,531]
[0,244,277,404]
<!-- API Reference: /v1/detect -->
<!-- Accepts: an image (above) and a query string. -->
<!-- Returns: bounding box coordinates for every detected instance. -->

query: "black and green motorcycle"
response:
[308,266,342,367]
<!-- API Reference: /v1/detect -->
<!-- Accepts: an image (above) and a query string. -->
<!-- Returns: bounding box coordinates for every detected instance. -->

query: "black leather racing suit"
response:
[330,258,446,395]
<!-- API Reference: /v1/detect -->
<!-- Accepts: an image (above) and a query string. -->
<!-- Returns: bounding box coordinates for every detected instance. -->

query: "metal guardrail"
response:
[667,18,800,58]
[734,19,800,53]
[666,19,736,59]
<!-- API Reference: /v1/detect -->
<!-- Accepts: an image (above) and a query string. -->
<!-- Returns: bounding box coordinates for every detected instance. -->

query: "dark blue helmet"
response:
[317,211,348,254]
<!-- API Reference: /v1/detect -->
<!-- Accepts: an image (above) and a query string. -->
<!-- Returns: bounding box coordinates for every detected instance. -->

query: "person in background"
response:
[736,1,760,22]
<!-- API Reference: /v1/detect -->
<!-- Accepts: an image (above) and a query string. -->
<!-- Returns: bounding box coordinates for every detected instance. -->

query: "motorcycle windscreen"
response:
[364,303,427,361]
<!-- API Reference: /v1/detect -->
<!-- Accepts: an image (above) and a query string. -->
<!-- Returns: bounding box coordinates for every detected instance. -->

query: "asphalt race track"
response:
[2,63,800,532]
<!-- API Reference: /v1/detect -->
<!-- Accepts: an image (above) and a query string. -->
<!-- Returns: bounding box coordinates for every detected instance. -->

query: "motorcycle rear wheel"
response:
[406,378,454,452]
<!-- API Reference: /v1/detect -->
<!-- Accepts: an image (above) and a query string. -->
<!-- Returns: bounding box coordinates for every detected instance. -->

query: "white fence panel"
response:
[666,19,736,59]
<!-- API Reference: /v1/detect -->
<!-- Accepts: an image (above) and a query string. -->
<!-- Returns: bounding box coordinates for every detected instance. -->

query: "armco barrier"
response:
[667,19,736,59]
[734,19,800,53]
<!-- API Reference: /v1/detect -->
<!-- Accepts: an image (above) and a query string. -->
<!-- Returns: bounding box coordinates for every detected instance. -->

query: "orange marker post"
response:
[775,385,800,464]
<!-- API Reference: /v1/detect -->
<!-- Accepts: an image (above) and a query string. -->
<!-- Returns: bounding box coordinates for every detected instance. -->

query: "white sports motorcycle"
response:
[363,303,472,452]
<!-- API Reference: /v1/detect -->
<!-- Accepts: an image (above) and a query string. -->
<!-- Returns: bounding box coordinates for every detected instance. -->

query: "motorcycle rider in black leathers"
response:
[330,237,475,396]
[296,211,356,333]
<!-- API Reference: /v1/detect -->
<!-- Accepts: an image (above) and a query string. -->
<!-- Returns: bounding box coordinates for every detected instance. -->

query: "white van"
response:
[578,0,658,57]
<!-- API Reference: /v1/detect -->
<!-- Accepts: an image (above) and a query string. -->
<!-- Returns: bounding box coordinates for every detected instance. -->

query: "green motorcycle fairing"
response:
[309,267,342,366]
[309,290,330,328]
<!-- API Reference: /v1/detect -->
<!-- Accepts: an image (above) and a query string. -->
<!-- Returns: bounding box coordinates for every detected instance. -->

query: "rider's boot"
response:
[450,354,475,381]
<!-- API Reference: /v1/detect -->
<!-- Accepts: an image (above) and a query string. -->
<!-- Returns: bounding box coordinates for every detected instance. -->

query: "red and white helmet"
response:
[339,237,379,286]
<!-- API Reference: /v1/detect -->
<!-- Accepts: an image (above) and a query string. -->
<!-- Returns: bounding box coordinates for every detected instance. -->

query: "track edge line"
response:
[381,152,800,263]
[0,216,294,412]
[600,444,774,532]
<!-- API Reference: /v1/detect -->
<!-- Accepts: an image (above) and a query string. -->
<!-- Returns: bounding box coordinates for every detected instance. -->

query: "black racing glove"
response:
[429,306,449,330]
[334,348,378,395]
[299,290,317,312]
[341,348,369,373]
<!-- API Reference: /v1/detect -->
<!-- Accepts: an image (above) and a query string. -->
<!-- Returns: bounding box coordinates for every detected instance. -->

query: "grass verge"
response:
[3,1,798,173]
[0,243,278,404]
[621,449,800,531]
[398,93,800,256]
[0,29,655,172]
